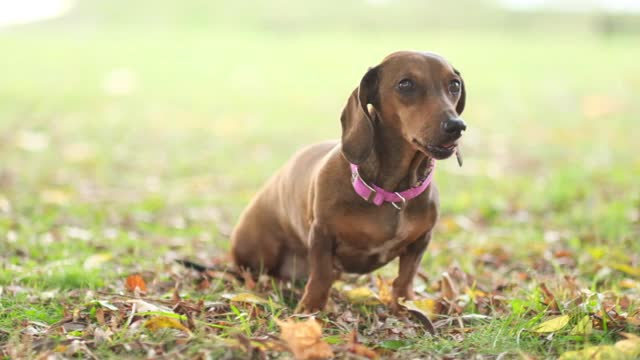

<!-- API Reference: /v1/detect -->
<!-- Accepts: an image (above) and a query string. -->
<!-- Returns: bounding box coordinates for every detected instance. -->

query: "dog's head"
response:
[341,51,467,164]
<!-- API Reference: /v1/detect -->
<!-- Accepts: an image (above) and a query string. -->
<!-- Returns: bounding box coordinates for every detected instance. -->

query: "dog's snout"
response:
[442,118,467,134]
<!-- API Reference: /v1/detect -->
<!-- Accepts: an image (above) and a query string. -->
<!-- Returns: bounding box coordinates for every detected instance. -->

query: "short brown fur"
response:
[231,51,467,312]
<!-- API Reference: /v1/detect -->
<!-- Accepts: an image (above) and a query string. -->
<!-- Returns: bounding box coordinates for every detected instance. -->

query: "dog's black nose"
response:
[442,118,467,134]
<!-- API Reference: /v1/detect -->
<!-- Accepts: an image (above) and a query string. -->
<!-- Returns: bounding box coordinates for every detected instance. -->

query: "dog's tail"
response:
[175,258,243,281]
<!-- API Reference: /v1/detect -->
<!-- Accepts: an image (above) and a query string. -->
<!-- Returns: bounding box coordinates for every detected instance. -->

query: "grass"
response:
[1,0,639,358]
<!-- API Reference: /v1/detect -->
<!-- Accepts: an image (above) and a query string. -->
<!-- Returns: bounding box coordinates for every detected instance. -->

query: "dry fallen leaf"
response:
[619,279,638,289]
[240,269,256,290]
[559,333,640,359]
[125,274,147,293]
[539,283,559,311]
[222,292,270,305]
[275,318,334,360]
[83,253,112,270]
[559,345,619,360]
[398,298,437,335]
[627,314,640,327]
[343,287,380,305]
[127,299,172,313]
[95,307,106,325]
[532,315,570,333]
[144,316,191,334]
[40,189,70,206]
[376,276,393,306]
[615,333,640,356]
[569,315,592,336]
[610,264,640,278]
[440,272,458,300]
[400,298,438,319]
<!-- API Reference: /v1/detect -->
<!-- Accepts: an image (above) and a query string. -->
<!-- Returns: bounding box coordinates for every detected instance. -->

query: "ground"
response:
[0,1,639,359]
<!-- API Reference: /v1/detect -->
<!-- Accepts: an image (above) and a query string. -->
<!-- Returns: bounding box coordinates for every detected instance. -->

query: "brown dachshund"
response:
[231,51,467,312]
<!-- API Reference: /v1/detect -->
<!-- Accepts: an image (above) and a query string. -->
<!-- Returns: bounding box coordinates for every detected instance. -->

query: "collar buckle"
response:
[391,192,407,211]
[351,167,377,202]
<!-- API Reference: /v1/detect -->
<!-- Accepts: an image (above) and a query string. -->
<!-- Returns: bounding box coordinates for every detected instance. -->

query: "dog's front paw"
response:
[294,302,319,314]
[390,286,415,314]
[295,292,327,314]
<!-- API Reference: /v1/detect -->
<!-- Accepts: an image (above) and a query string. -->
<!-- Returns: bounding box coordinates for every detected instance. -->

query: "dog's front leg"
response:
[296,223,335,313]
[391,231,432,312]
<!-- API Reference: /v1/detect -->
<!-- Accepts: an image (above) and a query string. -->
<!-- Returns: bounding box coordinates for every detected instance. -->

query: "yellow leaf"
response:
[375,276,393,306]
[559,346,620,360]
[40,189,70,206]
[616,333,640,356]
[275,318,334,360]
[222,292,269,305]
[569,315,592,336]
[63,142,95,163]
[620,279,638,289]
[144,316,191,334]
[439,216,460,232]
[627,315,640,327]
[465,287,487,299]
[83,253,112,270]
[343,287,380,305]
[615,341,640,357]
[332,280,346,291]
[532,315,570,333]
[586,247,606,260]
[610,264,640,278]
[399,298,438,319]
[620,332,640,341]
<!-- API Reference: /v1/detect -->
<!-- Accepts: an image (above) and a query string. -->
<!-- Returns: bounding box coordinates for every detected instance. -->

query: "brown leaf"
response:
[627,312,640,327]
[553,249,573,258]
[172,288,182,304]
[241,268,256,290]
[346,329,378,359]
[539,283,558,311]
[275,318,334,360]
[125,274,147,293]
[95,308,106,325]
[197,276,211,290]
[398,298,437,335]
[440,272,458,300]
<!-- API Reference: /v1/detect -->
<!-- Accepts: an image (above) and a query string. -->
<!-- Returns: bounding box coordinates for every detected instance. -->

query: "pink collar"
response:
[349,160,435,210]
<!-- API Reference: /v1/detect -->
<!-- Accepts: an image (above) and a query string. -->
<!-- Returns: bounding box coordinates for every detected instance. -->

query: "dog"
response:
[231,51,467,312]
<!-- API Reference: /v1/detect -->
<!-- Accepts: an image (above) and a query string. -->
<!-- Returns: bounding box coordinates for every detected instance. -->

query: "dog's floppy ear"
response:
[453,68,466,115]
[340,66,379,165]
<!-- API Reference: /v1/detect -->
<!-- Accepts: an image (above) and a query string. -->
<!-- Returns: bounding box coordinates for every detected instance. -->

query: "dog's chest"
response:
[333,211,430,273]
[364,225,411,262]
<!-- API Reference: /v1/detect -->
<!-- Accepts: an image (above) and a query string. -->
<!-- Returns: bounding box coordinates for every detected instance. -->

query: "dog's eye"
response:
[449,79,461,95]
[396,78,415,93]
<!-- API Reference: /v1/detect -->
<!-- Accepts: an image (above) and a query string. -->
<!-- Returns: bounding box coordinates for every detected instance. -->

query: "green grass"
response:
[1,0,639,358]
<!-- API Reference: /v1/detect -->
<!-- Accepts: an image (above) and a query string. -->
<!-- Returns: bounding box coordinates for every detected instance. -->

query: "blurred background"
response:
[0,0,638,285]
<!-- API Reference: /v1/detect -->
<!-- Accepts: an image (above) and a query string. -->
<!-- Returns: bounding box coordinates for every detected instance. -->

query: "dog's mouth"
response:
[412,139,458,160]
